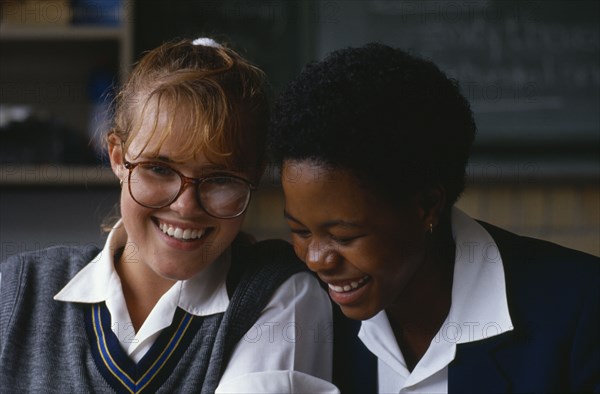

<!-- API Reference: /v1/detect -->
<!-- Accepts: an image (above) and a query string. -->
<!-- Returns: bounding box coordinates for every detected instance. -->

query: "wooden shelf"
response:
[0,24,125,40]
[0,165,117,186]
[0,3,133,189]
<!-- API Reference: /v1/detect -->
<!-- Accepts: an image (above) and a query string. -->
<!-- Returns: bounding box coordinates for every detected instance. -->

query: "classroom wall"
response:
[0,187,119,260]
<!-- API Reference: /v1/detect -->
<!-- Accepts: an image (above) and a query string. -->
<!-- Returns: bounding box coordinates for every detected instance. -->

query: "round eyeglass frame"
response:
[123,160,257,219]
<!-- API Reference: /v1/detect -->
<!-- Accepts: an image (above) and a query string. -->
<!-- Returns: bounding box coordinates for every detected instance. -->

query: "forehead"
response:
[281,161,379,221]
[282,161,342,185]
[281,161,422,240]
[127,108,186,155]
[125,97,229,167]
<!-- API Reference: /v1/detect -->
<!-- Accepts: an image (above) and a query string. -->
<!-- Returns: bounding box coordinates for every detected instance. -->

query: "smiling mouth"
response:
[328,275,371,293]
[157,221,208,241]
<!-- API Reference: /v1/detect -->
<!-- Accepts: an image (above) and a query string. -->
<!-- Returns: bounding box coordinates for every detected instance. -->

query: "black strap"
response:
[225,232,256,298]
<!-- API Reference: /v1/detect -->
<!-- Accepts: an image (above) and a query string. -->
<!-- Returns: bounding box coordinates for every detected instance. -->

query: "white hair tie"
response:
[192,37,222,48]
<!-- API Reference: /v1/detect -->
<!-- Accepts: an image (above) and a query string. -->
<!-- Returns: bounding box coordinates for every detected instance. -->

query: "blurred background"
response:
[1,0,598,260]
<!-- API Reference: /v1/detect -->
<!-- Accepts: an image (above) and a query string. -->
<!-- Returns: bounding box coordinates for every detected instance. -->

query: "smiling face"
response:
[109,111,250,287]
[282,160,430,321]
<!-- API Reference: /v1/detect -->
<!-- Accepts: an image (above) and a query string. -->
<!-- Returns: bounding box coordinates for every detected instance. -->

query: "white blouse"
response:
[358,208,514,393]
[54,221,337,393]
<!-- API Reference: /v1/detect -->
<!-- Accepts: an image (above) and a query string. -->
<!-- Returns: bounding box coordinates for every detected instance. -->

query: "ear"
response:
[107,133,125,181]
[416,185,447,233]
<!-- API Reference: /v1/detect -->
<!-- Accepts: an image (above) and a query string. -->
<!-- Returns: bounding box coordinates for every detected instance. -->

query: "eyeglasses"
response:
[123,160,256,219]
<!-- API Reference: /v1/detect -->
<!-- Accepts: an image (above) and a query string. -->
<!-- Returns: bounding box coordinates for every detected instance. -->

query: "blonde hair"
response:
[109,38,269,177]
[101,39,268,233]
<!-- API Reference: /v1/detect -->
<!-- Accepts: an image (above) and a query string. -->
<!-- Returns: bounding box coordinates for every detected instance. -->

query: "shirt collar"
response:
[54,219,231,317]
[358,207,514,381]
[449,207,513,343]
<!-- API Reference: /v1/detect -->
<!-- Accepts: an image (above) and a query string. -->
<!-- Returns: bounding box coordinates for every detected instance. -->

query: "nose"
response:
[169,183,202,216]
[304,239,340,271]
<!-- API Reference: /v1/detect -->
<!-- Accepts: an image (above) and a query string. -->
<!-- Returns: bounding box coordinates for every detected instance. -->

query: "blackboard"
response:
[132,0,598,176]
[315,0,599,163]
[135,0,313,94]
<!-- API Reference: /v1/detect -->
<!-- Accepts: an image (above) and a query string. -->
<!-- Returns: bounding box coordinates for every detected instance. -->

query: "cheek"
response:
[377,222,426,259]
[118,187,162,249]
[120,185,138,216]
[290,237,308,263]
[350,241,408,279]
[213,217,244,250]
[369,245,425,298]
[120,189,149,223]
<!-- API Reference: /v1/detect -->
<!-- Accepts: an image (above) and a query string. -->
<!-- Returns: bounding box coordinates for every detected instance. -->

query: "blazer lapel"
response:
[448,332,515,393]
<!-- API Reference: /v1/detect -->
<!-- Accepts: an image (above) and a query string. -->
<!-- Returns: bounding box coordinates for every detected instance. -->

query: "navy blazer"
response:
[333,222,600,393]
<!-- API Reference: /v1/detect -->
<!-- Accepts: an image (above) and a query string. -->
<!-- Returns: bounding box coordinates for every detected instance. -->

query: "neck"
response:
[115,245,176,332]
[386,217,456,371]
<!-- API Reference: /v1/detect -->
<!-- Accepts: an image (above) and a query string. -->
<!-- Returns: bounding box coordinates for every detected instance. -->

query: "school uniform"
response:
[334,208,599,393]
[0,221,336,393]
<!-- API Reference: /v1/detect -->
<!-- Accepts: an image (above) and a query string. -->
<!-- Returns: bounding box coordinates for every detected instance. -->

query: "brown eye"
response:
[290,229,311,239]
[149,165,174,176]
[138,163,176,178]
[331,235,361,245]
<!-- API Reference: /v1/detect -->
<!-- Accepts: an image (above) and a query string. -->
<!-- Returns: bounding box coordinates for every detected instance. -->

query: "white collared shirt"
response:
[358,208,514,393]
[54,220,338,392]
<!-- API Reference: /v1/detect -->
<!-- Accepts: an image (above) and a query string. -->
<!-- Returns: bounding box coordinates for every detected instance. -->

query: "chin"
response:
[159,271,187,281]
[339,304,381,321]
[153,263,195,282]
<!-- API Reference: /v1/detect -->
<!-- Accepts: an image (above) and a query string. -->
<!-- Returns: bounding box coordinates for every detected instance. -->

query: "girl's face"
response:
[109,117,249,285]
[281,161,429,321]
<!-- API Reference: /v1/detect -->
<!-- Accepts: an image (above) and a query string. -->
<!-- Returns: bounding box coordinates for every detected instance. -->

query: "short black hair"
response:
[268,43,476,209]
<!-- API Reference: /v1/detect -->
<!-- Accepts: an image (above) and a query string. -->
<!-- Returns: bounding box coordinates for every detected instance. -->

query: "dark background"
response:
[134,0,599,164]
[1,0,598,259]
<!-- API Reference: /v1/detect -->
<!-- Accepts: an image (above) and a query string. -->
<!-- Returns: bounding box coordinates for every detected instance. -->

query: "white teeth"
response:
[328,275,370,293]
[174,228,183,239]
[159,222,205,241]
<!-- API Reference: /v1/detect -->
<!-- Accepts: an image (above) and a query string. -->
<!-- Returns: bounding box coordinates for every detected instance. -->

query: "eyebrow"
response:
[129,152,178,163]
[283,210,363,229]
[155,155,177,163]
[139,155,228,171]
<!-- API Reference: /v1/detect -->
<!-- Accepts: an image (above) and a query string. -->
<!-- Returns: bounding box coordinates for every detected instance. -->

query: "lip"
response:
[323,275,371,306]
[154,217,207,231]
[152,217,213,251]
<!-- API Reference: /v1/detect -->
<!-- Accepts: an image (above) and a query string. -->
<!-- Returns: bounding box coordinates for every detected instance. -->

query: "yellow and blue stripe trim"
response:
[84,302,200,394]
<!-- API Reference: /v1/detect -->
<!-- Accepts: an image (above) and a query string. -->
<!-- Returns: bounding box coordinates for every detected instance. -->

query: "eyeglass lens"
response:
[128,163,251,218]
